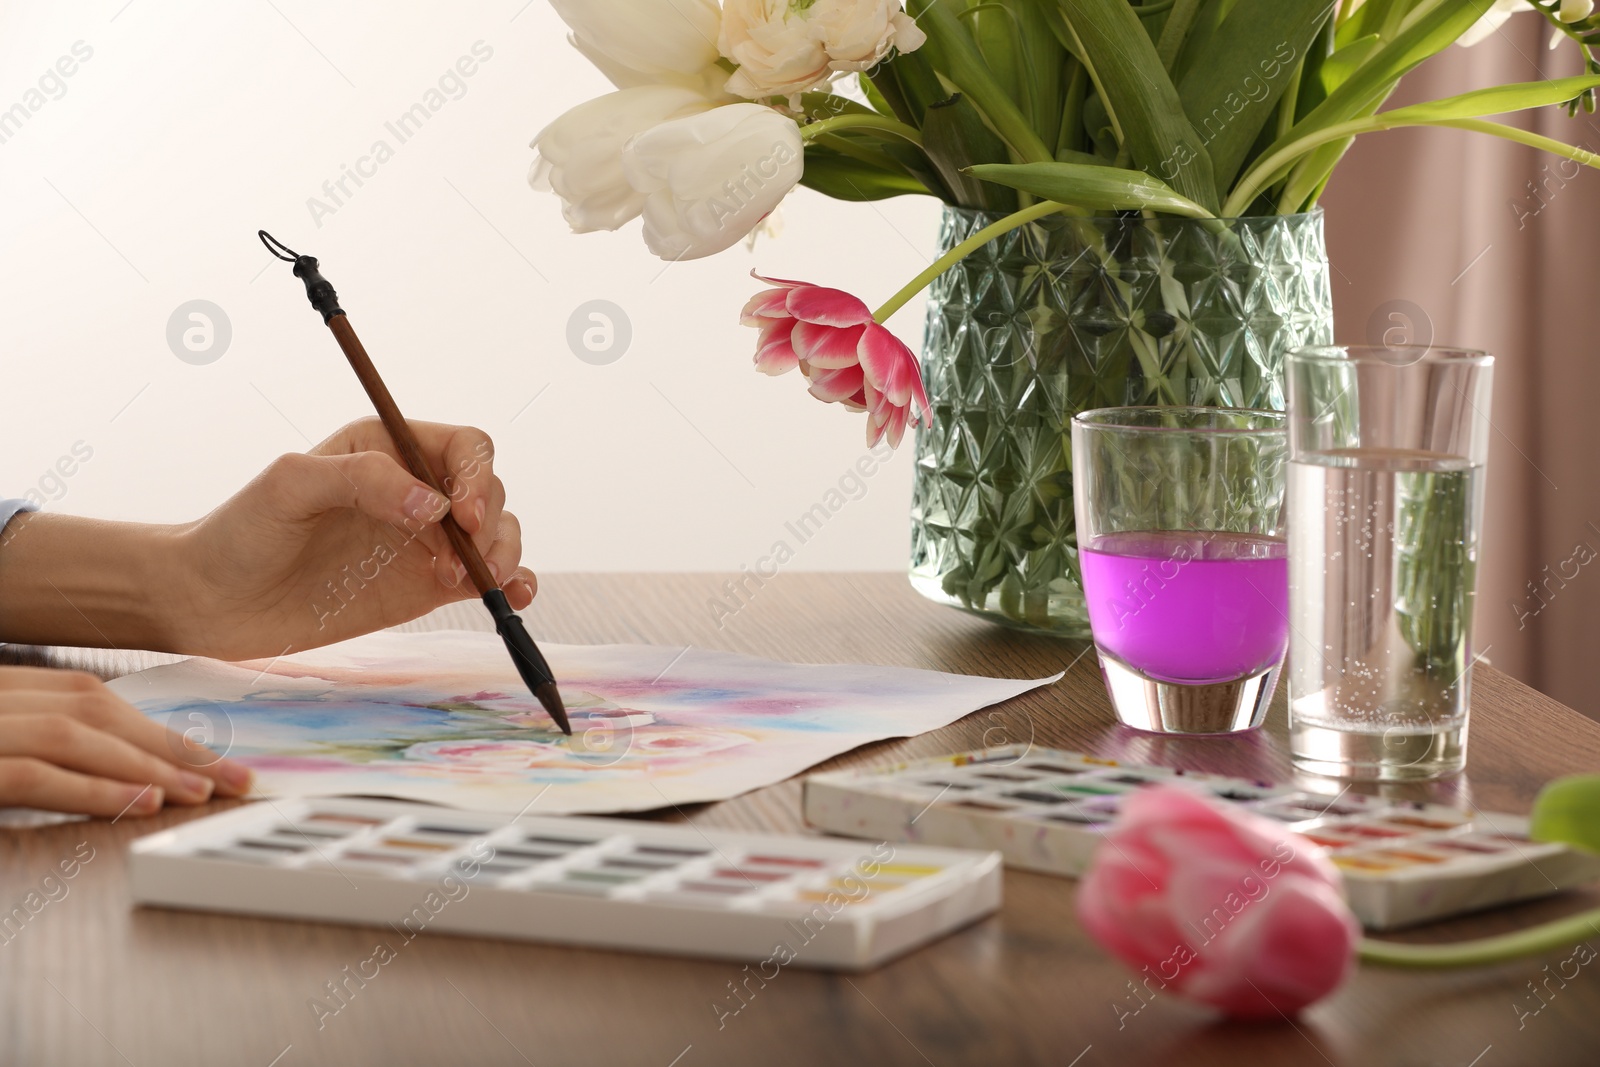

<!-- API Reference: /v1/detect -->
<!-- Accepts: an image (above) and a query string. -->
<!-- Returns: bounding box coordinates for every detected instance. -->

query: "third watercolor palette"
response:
[802,745,1600,929]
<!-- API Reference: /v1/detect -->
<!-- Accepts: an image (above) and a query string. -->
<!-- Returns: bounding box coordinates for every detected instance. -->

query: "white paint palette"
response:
[128,798,1002,971]
[802,745,1600,930]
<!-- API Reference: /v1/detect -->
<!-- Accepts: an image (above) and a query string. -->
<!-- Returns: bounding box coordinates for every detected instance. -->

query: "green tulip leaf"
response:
[924,95,1021,212]
[1226,73,1600,215]
[1230,0,1499,212]
[1044,0,1219,211]
[854,76,897,120]
[1530,775,1600,854]
[1301,0,1498,127]
[868,49,944,128]
[1322,33,1382,95]
[1377,75,1600,125]
[905,0,1054,164]
[1176,0,1333,189]
[993,0,1066,151]
[1336,0,1407,48]
[968,161,1214,218]
[800,149,933,201]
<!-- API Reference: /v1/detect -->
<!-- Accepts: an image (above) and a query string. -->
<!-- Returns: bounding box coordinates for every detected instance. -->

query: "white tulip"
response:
[567,34,735,98]
[530,87,714,233]
[622,103,805,261]
[1458,0,1532,47]
[548,0,722,86]
[719,0,927,100]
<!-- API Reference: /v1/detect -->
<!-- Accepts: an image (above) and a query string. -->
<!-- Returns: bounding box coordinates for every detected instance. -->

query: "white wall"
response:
[0,1,944,572]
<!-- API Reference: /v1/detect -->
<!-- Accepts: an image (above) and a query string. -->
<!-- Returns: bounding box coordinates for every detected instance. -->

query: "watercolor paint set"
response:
[802,745,1600,930]
[128,798,1001,970]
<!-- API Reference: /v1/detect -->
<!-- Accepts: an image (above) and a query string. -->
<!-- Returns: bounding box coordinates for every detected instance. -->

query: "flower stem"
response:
[1437,117,1600,169]
[800,114,925,148]
[1360,907,1600,969]
[873,200,1073,322]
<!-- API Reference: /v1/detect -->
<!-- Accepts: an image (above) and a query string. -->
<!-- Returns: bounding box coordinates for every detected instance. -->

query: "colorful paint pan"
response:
[1432,839,1507,855]
[713,868,788,883]
[1331,854,1404,872]
[634,845,710,859]
[1340,824,1411,839]
[1004,790,1070,805]
[380,838,453,852]
[743,855,825,869]
[952,799,1016,812]
[601,856,682,872]
[1375,849,1450,866]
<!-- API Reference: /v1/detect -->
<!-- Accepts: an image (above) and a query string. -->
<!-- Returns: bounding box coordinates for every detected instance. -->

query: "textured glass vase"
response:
[909,208,1333,637]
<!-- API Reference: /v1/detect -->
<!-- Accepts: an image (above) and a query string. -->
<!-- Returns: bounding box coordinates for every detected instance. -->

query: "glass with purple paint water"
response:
[1071,408,1289,734]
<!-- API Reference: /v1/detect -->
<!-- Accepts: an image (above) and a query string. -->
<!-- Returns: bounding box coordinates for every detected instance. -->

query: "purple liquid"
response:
[1080,530,1288,685]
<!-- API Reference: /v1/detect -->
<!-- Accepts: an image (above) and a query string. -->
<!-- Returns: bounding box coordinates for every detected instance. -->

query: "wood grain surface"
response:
[2,573,1597,1066]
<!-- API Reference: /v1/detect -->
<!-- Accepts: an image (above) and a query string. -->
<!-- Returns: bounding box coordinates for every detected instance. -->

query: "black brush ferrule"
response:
[292,254,344,323]
[484,588,556,686]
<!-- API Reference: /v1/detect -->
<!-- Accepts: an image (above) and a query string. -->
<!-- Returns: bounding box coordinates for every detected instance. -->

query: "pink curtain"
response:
[1320,19,1600,718]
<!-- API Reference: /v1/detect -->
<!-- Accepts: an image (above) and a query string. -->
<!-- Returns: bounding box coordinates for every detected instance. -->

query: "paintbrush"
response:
[258,230,571,736]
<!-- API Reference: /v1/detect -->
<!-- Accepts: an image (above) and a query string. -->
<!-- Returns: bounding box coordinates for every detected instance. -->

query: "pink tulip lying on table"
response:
[1078,786,1360,1021]
[1080,778,1600,1021]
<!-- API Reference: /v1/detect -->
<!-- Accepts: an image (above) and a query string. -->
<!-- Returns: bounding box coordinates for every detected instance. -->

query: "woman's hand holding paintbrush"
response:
[0,416,536,660]
[175,416,539,655]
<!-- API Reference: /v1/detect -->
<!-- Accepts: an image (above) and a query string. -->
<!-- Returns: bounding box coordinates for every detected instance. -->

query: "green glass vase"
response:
[908,208,1334,637]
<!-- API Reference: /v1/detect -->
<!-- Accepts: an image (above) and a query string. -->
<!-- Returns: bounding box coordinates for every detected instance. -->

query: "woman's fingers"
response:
[294,418,530,606]
[307,420,518,569]
[73,693,255,798]
[434,426,502,548]
[0,757,164,818]
[402,516,452,561]
[483,512,524,591]
[0,713,215,804]
[504,566,538,610]
[316,419,500,530]
[258,452,449,529]
[256,450,475,593]
[433,549,471,593]
[471,478,508,557]
[0,666,104,693]
[0,669,253,797]
[430,511,527,597]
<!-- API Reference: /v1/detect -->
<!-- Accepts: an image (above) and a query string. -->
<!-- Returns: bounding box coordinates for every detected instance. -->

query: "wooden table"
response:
[3,574,1598,1066]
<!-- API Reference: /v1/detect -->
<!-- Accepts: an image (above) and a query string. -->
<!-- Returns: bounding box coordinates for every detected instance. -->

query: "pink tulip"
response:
[1079,785,1360,1021]
[740,272,932,448]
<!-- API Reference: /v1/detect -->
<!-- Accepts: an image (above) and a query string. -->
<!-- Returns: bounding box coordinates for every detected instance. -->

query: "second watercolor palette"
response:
[802,745,1600,929]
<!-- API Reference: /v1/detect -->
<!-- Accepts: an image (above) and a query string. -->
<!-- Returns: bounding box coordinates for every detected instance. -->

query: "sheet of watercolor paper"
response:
[109,631,1059,815]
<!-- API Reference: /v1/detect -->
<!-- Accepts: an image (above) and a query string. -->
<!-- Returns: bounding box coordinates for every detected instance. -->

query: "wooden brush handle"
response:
[326,314,498,595]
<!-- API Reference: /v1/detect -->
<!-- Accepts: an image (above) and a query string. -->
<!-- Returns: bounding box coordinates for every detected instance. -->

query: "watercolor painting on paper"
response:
[109,631,1058,814]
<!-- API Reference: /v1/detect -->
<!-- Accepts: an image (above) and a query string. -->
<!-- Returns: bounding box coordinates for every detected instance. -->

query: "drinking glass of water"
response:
[1072,408,1289,734]
[1285,346,1494,780]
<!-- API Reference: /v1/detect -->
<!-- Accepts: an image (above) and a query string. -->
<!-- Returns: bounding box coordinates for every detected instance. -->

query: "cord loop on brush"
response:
[258,230,300,262]
[256,229,343,323]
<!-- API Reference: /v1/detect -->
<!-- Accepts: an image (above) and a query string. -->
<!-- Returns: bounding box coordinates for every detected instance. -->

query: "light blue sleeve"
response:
[0,498,35,541]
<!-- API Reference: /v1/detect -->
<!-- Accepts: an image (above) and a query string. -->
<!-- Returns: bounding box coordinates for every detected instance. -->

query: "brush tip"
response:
[534,681,571,736]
